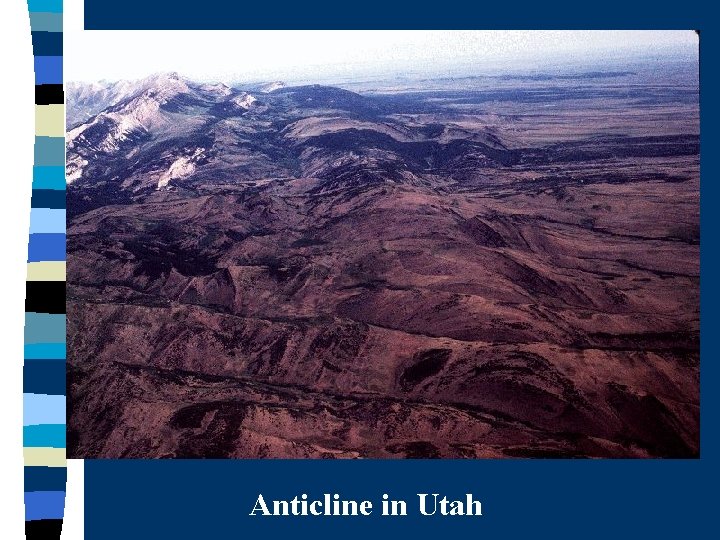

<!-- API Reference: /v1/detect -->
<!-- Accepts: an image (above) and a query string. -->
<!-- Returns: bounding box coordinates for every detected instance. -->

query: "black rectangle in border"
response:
[25,519,64,539]
[35,84,64,105]
[25,281,66,314]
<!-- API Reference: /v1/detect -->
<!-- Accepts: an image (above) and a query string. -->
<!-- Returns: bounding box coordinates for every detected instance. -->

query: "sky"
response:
[65,3,698,83]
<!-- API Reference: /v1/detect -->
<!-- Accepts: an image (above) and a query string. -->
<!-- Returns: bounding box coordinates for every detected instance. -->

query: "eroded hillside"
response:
[67,69,700,458]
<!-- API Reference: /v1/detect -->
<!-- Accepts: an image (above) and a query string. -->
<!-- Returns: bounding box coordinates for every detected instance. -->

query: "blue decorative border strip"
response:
[24,0,66,538]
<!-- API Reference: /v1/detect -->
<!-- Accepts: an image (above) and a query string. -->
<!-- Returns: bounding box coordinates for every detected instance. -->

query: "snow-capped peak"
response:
[199,82,233,96]
[139,72,191,101]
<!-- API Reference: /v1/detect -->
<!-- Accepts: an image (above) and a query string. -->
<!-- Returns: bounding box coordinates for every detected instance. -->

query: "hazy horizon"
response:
[66,47,699,90]
[66,2,697,85]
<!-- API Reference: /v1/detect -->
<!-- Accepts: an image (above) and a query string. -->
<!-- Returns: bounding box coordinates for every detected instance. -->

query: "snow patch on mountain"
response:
[157,148,206,189]
[66,155,88,184]
[230,93,257,110]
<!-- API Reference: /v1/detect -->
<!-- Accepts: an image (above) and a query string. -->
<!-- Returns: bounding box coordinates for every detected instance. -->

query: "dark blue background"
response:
[81,2,716,538]
[85,0,706,30]
[86,459,711,539]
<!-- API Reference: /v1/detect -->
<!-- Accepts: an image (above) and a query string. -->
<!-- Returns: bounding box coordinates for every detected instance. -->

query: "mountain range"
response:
[67,68,700,458]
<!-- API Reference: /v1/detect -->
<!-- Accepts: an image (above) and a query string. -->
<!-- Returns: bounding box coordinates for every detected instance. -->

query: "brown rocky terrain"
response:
[67,66,700,458]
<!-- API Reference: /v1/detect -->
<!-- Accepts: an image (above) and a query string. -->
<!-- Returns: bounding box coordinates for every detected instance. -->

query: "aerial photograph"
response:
[65,31,700,458]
